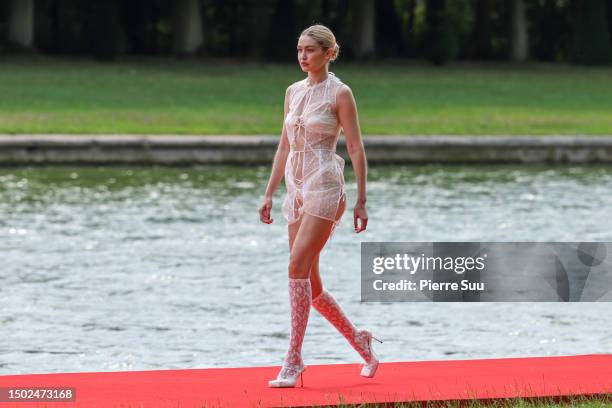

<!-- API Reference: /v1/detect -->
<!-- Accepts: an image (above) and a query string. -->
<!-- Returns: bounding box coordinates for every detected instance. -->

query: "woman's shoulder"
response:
[332,83,356,113]
[329,73,350,95]
[335,82,351,95]
[285,79,305,102]
[287,78,307,92]
[331,74,352,102]
[329,72,345,86]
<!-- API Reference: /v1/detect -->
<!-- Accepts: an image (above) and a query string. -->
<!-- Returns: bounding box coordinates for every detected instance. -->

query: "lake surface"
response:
[1,164,611,374]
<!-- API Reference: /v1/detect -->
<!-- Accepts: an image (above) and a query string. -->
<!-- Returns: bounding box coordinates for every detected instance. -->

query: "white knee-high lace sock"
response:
[312,288,373,362]
[281,278,312,373]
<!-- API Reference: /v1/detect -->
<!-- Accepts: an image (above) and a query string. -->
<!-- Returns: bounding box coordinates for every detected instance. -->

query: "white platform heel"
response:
[268,364,307,388]
[311,289,383,378]
[357,330,383,377]
[268,278,311,388]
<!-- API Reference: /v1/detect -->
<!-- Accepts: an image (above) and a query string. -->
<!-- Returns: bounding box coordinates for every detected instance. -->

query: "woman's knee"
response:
[288,213,336,278]
[310,276,323,299]
[309,257,322,297]
[288,254,313,278]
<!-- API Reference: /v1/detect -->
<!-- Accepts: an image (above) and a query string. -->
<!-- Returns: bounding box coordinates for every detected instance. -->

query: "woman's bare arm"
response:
[336,84,368,232]
[337,85,367,203]
[264,86,291,199]
[260,86,291,224]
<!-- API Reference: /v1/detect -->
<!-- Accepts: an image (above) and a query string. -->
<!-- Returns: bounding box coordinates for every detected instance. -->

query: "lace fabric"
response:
[283,278,311,373]
[269,278,311,387]
[312,289,374,363]
[281,72,347,239]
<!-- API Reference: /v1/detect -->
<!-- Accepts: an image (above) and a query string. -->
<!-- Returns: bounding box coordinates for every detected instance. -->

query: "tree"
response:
[173,0,204,56]
[609,0,612,48]
[467,0,494,60]
[351,0,375,58]
[423,0,459,65]
[509,0,528,62]
[375,0,404,57]
[573,0,612,65]
[8,0,35,50]
[528,0,573,62]
[124,0,156,55]
[266,0,296,61]
[404,0,418,58]
[88,0,127,61]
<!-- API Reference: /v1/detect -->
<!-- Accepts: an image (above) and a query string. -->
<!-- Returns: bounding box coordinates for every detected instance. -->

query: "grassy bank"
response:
[319,393,612,407]
[1,57,611,135]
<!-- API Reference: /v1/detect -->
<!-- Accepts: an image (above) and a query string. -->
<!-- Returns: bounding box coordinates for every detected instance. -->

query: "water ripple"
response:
[1,164,611,374]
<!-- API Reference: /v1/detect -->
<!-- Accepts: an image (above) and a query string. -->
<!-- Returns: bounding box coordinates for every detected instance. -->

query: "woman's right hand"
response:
[354,201,368,233]
[259,196,274,224]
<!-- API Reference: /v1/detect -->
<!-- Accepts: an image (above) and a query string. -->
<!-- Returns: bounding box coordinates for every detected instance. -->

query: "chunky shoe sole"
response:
[358,330,383,378]
[268,366,306,388]
[360,358,379,378]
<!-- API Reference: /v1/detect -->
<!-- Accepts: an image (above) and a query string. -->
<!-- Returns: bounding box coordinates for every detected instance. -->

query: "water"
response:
[1,164,611,375]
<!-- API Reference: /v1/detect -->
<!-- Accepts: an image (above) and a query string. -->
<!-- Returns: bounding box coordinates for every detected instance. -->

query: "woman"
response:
[259,24,381,388]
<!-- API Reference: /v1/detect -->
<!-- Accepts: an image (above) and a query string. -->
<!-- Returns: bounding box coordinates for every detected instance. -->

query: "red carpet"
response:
[1,354,611,408]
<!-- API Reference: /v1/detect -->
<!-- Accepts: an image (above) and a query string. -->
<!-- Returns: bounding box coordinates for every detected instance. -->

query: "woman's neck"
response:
[307,68,329,86]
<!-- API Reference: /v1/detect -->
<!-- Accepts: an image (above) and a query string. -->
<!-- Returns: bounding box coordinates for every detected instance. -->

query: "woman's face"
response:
[297,35,331,72]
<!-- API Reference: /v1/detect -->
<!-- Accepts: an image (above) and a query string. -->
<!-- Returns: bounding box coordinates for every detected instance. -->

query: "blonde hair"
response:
[300,24,340,62]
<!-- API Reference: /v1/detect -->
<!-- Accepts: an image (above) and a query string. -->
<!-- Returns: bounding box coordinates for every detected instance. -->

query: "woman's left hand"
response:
[354,202,368,233]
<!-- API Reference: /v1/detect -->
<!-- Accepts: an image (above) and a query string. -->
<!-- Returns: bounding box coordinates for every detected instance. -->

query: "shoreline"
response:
[1,134,612,165]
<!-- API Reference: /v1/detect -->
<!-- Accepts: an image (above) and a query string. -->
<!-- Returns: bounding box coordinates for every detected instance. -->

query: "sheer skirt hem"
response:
[284,191,346,241]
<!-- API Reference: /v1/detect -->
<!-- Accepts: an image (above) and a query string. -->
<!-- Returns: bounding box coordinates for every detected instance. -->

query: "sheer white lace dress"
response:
[281,72,347,240]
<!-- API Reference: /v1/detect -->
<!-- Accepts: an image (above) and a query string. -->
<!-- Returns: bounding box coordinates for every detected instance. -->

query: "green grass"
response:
[1,56,612,135]
[35,393,612,408]
[281,394,612,407]
[338,394,612,408]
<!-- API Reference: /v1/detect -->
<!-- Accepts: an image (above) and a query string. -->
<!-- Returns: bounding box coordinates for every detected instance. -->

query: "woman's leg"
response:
[288,193,346,298]
[270,211,340,386]
[283,244,324,302]
[290,221,322,299]
[301,195,378,369]
[311,289,373,360]
[288,212,339,278]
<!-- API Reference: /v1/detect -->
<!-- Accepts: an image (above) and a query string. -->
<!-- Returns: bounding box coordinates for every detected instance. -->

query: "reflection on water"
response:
[1,165,611,374]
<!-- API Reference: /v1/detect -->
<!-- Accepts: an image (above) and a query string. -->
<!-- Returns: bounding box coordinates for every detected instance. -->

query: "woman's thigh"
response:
[287,193,347,279]
[288,192,345,251]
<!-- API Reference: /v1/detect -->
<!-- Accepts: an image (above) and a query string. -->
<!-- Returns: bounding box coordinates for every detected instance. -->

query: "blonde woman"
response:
[259,24,381,388]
